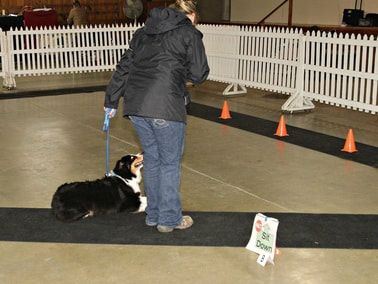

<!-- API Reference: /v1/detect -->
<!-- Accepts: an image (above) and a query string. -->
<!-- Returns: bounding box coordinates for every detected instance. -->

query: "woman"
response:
[104,0,209,233]
[67,0,89,27]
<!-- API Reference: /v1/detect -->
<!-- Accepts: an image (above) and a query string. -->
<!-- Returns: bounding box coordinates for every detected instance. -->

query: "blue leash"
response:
[102,112,111,176]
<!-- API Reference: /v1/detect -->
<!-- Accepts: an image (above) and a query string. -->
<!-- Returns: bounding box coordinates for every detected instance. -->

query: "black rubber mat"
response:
[188,103,378,168]
[0,85,105,100]
[1,86,377,167]
[0,208,377,249]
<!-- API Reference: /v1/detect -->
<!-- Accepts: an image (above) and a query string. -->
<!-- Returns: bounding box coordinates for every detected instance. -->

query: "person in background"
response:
[67,0,90,27]
[124,0,144,24]
[104,0,209,233]
[19,6,33,15]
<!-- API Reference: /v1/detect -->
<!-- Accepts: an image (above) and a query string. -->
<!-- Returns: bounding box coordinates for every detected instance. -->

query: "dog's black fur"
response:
[51,154,146,222]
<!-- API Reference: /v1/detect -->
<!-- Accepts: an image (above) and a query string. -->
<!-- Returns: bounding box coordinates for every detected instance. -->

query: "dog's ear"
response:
[114,159,131,173]
[114,160,122,170]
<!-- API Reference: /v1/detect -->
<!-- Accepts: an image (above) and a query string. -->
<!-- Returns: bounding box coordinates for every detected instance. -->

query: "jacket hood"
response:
[144,8,192,35]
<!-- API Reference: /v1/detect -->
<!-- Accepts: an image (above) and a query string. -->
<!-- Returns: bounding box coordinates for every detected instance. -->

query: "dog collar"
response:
[108,170,130,186]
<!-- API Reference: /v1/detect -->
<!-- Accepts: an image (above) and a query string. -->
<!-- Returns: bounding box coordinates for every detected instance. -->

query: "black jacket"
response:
[104,8,209,122]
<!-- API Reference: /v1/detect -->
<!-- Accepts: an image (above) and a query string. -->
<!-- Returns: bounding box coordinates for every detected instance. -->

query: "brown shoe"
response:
[157,216,193,233]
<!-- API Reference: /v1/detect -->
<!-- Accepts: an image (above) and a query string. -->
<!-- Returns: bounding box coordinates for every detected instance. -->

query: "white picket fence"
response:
[0,30,7,82]
[0,24,377,114]
[5,24,139,77]
[301,31,378,113]
[199,25,378,114]
[198,25,300,96]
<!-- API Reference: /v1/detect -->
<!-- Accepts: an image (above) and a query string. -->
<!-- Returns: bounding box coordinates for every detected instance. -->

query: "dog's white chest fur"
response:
[109,170,141,194]
[125,177,141,194]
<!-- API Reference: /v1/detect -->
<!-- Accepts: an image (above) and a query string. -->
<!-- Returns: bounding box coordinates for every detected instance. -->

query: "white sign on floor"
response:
[246,213,279,266]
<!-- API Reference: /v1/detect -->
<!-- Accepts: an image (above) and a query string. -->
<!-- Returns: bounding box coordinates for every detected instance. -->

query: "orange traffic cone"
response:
[274,115,289,137]
[342,129,358,153]
[219,100,231,119]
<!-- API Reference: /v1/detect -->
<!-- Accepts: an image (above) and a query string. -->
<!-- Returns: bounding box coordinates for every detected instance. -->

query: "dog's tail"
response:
[51,187,87,222]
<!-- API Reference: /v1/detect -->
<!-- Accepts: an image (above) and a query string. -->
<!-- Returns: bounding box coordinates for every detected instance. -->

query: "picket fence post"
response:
[223,25,247,96]
[3,29,16,89]
[281,31,314,113]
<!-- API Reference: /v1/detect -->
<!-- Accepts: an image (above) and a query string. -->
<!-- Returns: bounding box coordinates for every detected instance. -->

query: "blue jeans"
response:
[129,116,186,227]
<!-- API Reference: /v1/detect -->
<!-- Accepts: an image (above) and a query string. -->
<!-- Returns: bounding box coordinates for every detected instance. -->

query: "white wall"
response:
[231,0,378,25]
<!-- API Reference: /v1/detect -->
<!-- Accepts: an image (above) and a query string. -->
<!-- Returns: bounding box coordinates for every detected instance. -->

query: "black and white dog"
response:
[51,154,146,222]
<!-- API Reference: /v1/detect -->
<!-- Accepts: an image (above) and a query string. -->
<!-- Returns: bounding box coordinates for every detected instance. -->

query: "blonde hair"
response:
[171,0,198,15]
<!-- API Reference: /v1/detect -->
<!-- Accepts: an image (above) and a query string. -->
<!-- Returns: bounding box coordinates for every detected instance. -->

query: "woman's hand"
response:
[104,107,117,118]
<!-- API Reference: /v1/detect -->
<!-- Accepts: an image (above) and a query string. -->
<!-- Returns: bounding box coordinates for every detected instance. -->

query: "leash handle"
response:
[103,112,110,132]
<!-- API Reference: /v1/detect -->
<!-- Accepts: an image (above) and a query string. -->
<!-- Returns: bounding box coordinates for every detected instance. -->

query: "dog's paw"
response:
[137,196,147,213]
[83,211,94,218]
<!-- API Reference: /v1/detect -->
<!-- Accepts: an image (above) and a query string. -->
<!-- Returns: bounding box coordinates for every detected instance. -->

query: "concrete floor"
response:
[0,73,377,283]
